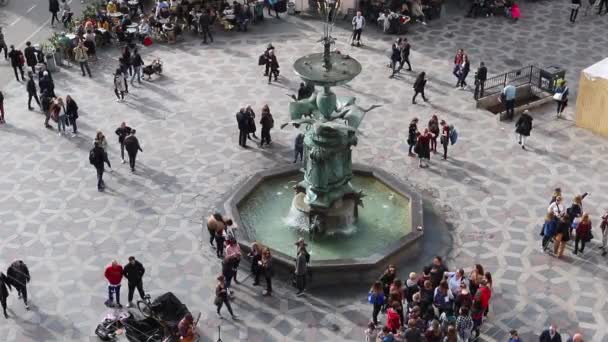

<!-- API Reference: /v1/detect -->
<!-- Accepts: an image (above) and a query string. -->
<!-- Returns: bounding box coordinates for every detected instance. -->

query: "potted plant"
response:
[41,41,57,72]
[49,34,64,66]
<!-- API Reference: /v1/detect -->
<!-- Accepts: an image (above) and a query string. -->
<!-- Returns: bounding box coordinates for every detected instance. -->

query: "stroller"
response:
[143,59,163,80]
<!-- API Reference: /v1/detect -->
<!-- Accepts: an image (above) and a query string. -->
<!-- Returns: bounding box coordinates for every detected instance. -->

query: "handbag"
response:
[553,92,563,101]
[213,296,222,306]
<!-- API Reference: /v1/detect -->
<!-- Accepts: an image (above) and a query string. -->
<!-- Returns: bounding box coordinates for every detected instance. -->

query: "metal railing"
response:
[478,65,564,100]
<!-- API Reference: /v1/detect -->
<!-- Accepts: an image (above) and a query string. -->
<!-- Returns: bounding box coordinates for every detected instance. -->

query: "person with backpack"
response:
[515,109,533,150]
[124,130,143,173]
[259,105,274,148]
[8,45,25,82]
[440,120,451,160]
[6,260,31,310]
[90,141,112,191]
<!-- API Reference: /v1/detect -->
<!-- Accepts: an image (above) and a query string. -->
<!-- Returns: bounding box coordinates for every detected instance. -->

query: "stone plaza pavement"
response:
[1,2,608,341]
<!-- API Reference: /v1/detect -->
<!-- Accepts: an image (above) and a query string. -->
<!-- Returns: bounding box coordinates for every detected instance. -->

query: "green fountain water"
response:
[237,174,412,260]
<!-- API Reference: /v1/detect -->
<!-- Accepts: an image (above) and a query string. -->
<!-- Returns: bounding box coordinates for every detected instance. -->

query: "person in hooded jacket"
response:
[6,260,30,310]
[124,130,143,172]
[0,272,11,318]
[515,109,533,150]
[123,256,146,307]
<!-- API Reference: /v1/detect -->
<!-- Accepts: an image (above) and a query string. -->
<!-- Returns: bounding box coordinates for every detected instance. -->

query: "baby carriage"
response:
[143,59,163,80]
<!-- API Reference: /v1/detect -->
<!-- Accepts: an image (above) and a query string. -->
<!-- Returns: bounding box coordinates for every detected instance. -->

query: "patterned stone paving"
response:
[1,2,608,341]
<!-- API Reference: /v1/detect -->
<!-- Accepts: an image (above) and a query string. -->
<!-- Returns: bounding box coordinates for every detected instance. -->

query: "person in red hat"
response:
[104,260,124,308]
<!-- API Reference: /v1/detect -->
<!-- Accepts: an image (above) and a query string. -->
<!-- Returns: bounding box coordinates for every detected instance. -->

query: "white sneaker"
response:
[116,99,122,103]
[127,302,133,308]
[121,159,126,164]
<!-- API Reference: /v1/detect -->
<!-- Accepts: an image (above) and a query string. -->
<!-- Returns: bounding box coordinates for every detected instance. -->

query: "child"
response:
[376,326,394,342]
[364,322,376,342]
[510,3,521,21]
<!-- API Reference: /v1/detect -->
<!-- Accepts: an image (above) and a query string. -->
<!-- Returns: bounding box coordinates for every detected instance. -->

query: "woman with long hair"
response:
[574,213,592,255]
[542,211,557,252]
[259,105,274,148]
[214,274,237,319]
[65,95,79,135]
[260,248,273,296]
[428,114,440,153]
[469,264,484,296]
[368,281,384,325]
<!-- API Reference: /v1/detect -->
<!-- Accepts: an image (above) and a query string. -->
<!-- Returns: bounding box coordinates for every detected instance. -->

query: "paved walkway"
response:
[0,3,608,341]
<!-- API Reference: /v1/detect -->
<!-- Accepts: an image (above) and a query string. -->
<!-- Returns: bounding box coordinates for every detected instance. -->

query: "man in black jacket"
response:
[266,49,279,84]
[0,272,10,318]
[6,260,30,310]
[130,49,144,85]
[27,75,41,111]
[199,10,214,44]
[8,45,25,82]
[24,42,38,74]
[90,142,111,191]
[236,108,249,147]
[539,325,562,342]
[124,130,143,172]
[115,122,132,164]
[123,256,146,307]
[474,62,487,100]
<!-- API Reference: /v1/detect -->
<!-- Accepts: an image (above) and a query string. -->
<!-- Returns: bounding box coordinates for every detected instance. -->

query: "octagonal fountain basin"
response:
[224,164,423,287]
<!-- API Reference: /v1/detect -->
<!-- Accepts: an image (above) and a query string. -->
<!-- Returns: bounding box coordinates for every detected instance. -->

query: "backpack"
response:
[449,125,458,145]
[258,54,266,66]
[89,149,97,165]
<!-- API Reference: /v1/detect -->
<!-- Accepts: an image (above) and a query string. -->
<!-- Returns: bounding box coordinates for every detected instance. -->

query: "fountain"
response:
[223,10,424,286]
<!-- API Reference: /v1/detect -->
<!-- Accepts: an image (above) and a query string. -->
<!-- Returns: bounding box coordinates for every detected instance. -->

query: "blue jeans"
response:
[58,115,67,132]
[131,66,141,84]
[108,284,121,305]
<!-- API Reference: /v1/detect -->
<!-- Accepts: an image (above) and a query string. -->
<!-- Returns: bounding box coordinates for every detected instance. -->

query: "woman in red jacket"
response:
[574,213,592,255]
[386,302,402,333]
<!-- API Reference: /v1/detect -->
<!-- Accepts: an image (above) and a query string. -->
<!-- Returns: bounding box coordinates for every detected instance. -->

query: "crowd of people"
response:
[103,257,147,309]
[235,104,275,148]
[542,189,608,258]
[366,258,491,342]
[407,115,457,167]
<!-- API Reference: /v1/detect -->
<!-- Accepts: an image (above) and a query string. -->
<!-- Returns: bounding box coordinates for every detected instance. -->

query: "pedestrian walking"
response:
[260,248,273,296]
[122,46,133,76]
[214,275,237,319]
[245,105,258,140]
[114,70,127,102]
[6,260,30,310]
[440,120,450,160]
[123,256,146,307]
[74,42,91,77]
[570,0,582,22]
[0,27,7,60]
[294,132,304,163]
[114,122,131,163]
[407,118,419,157]
[89,141,111,191]
[8,45,25,82]
[221,245,238,294]
[573,213,592,255]
[0,90,4,124]
[452,49,464,80]
[389,38,402,78]
[39,70,55,97]
[294,245,308,296]
[554,81,569,118]
[104,260,123,308]
[501,83,516,119]
[266,50,279,84]
[236,107,249,147]
[40,91,53,128]
[260,44,274,77]
[515,109,533,150]
[412,72,428,104]
[199,9,214,44]
[599,0,608,14]
[260,105,274,147]
[124,130,143,172]
[131,49,143,84]
[95,130,108,150]
[351,11,365,47]
[474,62,487,99]
[49,0,61,27]
[26,76,41,111]
[24,42,38,74]
[400,38,412,72]
[0,272,10,318]
[65,95,79,135]
[456,55,470,89]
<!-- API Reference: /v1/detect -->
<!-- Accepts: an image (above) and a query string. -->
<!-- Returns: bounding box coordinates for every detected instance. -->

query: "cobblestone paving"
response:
[1,3,608,341]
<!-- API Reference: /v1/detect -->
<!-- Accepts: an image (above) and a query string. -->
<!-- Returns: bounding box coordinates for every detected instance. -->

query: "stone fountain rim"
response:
[223,164,424,270]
